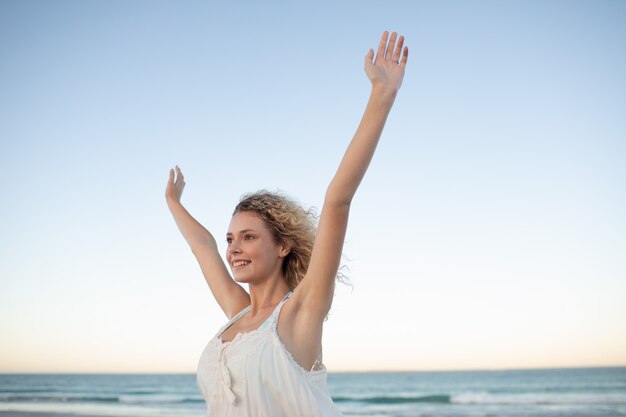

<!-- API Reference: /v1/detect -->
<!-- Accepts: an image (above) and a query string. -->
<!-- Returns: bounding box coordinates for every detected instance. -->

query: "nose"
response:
[227,240,241,257]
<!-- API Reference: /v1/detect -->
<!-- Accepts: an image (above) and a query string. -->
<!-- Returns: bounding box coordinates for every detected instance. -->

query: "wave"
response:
[119,395,202,404]
[333,394,451,404]
[0,394,204,405]
[452,391,626,405]
[5,391,626,407]
[332,391,626,406]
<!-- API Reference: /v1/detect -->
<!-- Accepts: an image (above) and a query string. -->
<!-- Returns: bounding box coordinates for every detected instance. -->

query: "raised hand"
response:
[364,31,408,93]
[165,165,186,204]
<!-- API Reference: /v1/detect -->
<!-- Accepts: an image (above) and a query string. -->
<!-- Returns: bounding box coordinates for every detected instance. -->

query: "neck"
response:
[247,278,290,315]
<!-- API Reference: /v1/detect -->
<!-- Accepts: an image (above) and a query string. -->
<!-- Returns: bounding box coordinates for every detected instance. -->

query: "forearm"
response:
[167,199,218,252]
[326,85,398,205]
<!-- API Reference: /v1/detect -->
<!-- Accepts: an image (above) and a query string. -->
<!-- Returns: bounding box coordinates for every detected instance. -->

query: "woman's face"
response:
[226,211,288,284]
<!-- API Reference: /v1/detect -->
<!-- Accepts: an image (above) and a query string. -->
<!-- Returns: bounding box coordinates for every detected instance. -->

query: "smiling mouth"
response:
[232,260,250,268]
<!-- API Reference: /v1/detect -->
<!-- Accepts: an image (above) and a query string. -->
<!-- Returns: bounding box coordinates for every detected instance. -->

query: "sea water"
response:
[1,367,625,417]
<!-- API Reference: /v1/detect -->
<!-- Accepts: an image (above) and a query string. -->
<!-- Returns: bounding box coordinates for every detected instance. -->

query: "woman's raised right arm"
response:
[166,166,250,318]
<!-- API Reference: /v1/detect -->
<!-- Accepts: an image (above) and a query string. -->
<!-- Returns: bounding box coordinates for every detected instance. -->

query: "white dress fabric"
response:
[196,291,344,417]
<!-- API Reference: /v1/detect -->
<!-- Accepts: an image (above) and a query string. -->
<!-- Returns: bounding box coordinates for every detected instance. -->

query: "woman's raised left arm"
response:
[294,31,409,316]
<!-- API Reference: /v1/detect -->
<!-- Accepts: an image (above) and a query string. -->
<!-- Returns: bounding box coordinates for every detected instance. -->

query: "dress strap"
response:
[259,290,325,372]
[258,290,292,332]
[215,305,251,338]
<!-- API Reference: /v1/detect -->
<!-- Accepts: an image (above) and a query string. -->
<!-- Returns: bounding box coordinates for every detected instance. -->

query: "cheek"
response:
[255,245,278,263]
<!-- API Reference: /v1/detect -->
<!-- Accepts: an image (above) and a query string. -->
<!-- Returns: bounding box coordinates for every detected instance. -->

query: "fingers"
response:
[175,166,185,186]
[400,46,409,67]
[376,31,388,63]
[386,32,397,61]
[375,31,407,66]
[169,165,185,186]
[364,48,374,66]
[392,35,404,64]
[166,166,185,202]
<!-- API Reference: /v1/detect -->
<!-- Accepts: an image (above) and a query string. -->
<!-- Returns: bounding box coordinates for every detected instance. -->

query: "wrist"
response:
[166,196,182,209]
[370,84,399,101]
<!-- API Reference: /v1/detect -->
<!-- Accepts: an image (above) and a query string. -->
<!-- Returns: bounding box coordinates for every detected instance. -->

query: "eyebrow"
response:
[226,229,256,237]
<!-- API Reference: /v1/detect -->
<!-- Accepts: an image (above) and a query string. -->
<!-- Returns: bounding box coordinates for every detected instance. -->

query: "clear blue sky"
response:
[1,0,625,372]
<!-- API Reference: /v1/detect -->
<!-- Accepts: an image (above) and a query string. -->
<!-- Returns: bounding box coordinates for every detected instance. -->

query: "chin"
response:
[233,274,254,284]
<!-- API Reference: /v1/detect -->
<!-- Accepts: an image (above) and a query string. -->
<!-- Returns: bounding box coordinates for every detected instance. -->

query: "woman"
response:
[165,31,408,416]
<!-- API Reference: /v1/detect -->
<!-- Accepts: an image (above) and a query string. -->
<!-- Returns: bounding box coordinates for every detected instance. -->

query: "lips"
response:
[232,260,250,268]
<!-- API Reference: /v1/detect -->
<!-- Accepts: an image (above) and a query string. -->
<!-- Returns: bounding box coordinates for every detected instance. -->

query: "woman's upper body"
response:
[196,290,343,417]
[166,31,408,413]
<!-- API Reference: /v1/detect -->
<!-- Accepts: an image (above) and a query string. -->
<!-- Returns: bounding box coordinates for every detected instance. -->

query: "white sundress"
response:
[196,291,344,417]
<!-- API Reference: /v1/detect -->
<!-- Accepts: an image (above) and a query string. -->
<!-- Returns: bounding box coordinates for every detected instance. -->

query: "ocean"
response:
[1,367,625,417]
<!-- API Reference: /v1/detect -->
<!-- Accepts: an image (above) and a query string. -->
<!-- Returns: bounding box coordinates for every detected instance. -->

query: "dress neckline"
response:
[217,291,292,343]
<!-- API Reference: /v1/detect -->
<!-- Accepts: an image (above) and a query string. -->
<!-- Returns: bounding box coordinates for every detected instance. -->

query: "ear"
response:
[278,242,292,258]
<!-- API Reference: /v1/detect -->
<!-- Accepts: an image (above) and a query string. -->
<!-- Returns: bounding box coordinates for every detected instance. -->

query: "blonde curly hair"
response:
[233,190,347,291]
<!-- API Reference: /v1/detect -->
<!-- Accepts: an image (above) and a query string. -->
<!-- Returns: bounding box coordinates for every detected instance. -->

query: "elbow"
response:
[324,185,353,208]
[324,193,352,210]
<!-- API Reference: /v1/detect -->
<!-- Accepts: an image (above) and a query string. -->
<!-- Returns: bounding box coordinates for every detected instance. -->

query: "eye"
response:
[244,234,254,240]
[226,237,232,244]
